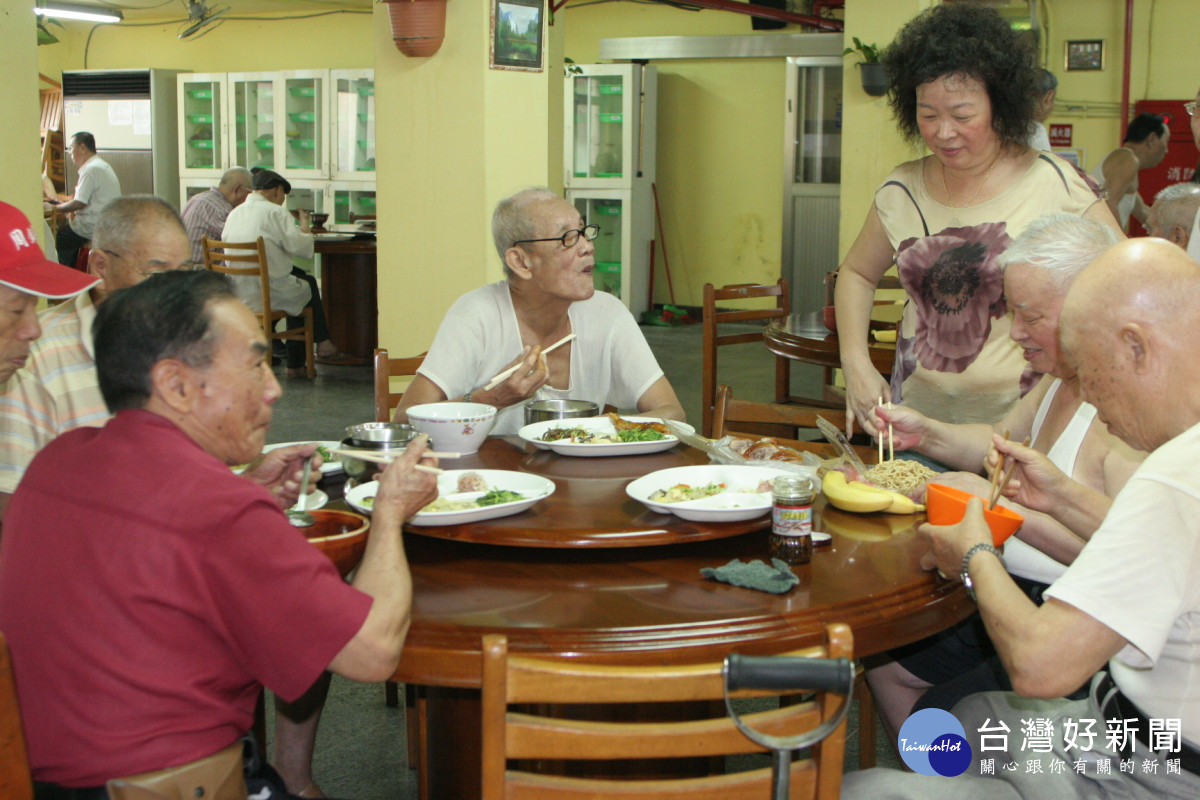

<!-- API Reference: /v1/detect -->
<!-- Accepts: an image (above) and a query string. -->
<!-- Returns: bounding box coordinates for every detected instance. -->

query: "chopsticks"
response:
[876,396,894,464]
[986,431,1030,510]
[329,448,445,474]
[482,332,576,391]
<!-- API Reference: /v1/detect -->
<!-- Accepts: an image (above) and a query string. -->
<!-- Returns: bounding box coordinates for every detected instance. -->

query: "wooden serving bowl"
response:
[303,509,370,577]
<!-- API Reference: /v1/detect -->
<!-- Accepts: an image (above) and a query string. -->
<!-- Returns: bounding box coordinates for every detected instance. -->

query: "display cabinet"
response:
[564,64,657,316]
[178,74,225,177]
[564,64,656,189]
[329,183,377,224]
[330,70,376,181]
[568,188,653,318]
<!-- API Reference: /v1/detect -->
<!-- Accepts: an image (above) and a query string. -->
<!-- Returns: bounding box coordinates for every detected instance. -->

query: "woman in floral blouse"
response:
[834,3,1121,439]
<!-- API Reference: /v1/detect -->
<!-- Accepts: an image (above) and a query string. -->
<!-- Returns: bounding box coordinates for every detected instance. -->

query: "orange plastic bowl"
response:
[924,483,1023,546]
[303,509,371,577]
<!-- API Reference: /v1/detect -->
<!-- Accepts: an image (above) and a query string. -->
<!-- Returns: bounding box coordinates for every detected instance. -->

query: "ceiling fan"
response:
[178,0,230,40]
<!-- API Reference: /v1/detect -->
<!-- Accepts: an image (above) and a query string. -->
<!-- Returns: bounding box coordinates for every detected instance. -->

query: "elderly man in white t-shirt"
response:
[53,131,121,269]
[395,187,685,434]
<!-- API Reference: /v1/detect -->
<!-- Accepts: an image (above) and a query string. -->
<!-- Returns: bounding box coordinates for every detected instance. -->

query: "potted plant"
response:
[844,37,887,97]
[381,0,448,58]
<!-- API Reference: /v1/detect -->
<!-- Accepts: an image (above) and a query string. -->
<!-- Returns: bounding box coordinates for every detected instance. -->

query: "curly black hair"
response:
[881,2,1038,153]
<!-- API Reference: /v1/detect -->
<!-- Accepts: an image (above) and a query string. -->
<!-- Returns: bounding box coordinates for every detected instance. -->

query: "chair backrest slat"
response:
[373,349,427,423]
[0,633,33,800]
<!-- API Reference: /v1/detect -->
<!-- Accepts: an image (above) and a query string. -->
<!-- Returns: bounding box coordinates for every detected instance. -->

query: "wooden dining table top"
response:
[347,436,974,689]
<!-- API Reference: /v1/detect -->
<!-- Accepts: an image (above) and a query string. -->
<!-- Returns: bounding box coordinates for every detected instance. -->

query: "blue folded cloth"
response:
[701,558,800,594]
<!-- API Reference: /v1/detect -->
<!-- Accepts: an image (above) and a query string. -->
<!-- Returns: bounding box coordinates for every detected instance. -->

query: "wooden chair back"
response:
[0,633,33,800]
[373,348,427,422]
[202,236,315,378]
[701,279,794,437]
[713,384,848,442]
[480,623,853,800]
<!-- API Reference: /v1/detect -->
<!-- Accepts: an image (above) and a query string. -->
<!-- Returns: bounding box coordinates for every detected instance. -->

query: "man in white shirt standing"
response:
[53,132,121,269]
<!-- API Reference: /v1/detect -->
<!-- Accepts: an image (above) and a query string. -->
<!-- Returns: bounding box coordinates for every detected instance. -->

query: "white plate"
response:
[625,464,800,523]
[291,489,328,513]
[262,441,344,475]
[345,469,555,527]
[313,232,354,242]
[518,416,692,457]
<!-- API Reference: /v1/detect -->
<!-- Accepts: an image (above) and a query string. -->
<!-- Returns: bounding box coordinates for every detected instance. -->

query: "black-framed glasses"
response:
[513,224,600,249]
[1186,101,1197,118]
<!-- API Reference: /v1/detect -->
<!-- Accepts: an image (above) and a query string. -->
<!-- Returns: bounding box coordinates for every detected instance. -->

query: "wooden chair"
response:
[0,633,33,800]
[480,624,853,800]
[712,384,848,443]
[701,279,797,438]
[202,235,315,379]
[373,348,426,423]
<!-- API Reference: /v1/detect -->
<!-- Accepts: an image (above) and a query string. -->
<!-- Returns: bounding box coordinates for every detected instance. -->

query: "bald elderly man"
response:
[843,238,1200,798]
[1146,183,1200,250]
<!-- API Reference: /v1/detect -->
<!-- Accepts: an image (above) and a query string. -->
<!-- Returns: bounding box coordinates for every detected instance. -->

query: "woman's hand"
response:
[871,403,928,452]
[842,363,891,439]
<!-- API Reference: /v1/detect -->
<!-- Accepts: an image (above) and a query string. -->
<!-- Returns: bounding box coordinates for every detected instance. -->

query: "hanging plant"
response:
[843,37,887,97]
[37,16,63,46]
[380,0,448,58]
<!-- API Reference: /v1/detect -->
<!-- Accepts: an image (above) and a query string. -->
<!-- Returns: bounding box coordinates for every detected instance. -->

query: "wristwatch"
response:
[463,389,475,403]
[960,542,1005,602]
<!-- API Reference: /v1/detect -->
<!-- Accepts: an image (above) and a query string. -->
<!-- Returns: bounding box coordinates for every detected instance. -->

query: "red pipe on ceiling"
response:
[552,0,843,32]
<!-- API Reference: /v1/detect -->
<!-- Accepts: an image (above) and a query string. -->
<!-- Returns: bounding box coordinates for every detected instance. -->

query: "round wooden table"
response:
[370,436,972,799]
[764,313,897,376]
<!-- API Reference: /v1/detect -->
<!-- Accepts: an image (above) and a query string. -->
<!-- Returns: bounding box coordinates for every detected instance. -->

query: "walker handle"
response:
[724,655,854,695]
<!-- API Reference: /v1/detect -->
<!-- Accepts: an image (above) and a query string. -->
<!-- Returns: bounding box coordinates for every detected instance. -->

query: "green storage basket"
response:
[289,85,316,97]
[189,139,214,149]
[593,203,621,216]
[188,114,213,124]
[291,139,316,150]
[187,88,213,99]
[598,84,623,95]
[289,112,316,123]
[598,113,623,123]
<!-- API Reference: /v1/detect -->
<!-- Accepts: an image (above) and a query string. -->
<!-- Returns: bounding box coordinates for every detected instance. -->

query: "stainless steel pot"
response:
[524,399,600,425]
[340,423,415,483]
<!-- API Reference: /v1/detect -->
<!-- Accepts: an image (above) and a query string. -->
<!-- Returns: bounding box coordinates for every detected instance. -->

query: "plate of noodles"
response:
[345,469,555,526]
[858,458,939,496]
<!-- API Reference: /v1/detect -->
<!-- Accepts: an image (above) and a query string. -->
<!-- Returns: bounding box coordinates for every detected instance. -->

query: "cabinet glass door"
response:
[181,78,222,171]
[284,75,324,172]
[572,196,624,297]
[233,77,276,171]
[333,188,376,225]
[333,73,375,177]
[571,74,625,180]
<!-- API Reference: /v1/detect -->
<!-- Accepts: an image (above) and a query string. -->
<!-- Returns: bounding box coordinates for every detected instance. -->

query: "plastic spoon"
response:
[288,456,316,527]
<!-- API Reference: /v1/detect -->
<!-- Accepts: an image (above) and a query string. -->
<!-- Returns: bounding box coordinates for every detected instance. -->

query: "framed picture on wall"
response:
[491,0,544,72]
[1065,40,1105,72]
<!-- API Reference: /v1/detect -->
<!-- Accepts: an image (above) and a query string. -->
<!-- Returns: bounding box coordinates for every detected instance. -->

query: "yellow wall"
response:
[5,2,46,230]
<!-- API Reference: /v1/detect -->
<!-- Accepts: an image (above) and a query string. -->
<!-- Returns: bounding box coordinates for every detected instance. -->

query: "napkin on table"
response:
[701,558,800,594]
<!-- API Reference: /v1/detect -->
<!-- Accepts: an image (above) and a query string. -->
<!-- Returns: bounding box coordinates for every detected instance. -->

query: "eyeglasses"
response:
[101,249,195,276]
[513,224,600,249]
[1185,101,1197,117]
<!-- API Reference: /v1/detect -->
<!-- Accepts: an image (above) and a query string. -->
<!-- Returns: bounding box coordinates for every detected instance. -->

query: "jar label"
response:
[772,504,813,538]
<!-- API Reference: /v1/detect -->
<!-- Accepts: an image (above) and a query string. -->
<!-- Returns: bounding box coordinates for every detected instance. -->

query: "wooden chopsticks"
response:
[876,396,894,464]
[987,431,1030,510]
[482,332,576,391]
[329,448,446,474]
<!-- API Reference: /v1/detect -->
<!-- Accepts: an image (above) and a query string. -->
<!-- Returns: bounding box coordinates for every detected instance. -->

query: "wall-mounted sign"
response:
[1049,124,1073,147]
[1066,40,1105,71]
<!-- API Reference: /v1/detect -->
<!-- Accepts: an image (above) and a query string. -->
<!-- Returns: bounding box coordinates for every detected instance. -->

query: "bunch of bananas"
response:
[821,470,924,514]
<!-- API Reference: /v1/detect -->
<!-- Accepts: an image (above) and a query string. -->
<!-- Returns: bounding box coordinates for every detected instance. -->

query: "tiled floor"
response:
[266,321,900,798]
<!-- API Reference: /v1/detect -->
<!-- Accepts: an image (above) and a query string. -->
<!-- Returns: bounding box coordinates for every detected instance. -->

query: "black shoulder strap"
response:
[1037,153,1070,192]
[879,180,929,237]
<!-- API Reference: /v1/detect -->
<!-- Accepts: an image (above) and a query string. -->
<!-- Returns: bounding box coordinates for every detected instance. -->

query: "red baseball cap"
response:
[0,201,99,299]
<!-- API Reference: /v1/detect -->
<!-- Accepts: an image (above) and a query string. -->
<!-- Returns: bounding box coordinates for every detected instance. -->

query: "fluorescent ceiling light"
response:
[34,3,124,24]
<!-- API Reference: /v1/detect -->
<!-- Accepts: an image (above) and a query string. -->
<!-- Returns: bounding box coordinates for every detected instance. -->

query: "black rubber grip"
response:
[725,655,854,694]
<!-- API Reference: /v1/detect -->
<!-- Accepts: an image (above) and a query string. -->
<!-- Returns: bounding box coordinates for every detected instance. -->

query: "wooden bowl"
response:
[924,483,1023,546]
[303,509,370,577]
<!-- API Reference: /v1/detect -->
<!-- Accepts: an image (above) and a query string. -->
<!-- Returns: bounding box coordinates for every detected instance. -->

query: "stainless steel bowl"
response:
[345,422,416,448]
[524,399,600,425]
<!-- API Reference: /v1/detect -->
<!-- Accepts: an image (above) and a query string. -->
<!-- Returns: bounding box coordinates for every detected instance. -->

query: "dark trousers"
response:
[286,266,331,369]
[55,224,89,269]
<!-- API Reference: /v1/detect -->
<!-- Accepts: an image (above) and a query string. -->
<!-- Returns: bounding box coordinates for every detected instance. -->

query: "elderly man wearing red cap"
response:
[0,201,98,385]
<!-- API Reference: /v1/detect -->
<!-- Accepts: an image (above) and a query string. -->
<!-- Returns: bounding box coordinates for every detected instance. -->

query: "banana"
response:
[822,471,893,513]
[847,480,925,514]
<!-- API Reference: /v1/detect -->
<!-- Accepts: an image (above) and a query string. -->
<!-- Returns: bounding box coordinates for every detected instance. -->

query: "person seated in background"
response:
[863,214,1145,742]
[220,169,354,377]
[1147,183,1200,249]
[844,236,1200,800]
[0,195,194,520]
[0,270,439,799]
[394,187,685,434]
[182,166,253,265]
[1090,112,1170,232]
[53,131,122,270]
